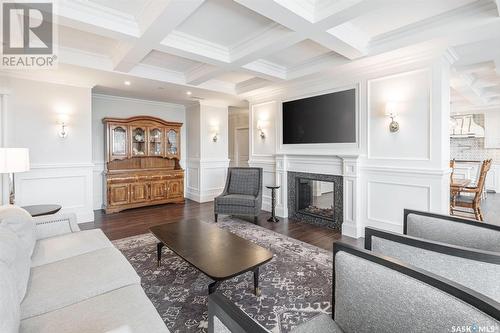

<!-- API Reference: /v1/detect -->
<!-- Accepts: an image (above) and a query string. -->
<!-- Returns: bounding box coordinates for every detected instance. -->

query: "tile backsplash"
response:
[450,114,500,163]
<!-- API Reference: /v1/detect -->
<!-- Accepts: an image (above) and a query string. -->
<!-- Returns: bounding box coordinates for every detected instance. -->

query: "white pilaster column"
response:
[0,92,10,204]
[341,156,362,238]
[274,154,288,217]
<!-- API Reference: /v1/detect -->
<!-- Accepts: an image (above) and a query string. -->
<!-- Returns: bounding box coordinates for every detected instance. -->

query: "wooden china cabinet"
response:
[103,116,184,214]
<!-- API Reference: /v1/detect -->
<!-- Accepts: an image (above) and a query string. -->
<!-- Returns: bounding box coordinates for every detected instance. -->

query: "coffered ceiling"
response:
[5,0,500,106]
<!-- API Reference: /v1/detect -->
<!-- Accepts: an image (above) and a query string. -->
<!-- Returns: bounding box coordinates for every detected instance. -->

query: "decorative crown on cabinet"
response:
[103,116,184,214]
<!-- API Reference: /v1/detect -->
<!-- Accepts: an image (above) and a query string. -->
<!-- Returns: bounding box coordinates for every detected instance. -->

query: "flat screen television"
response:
[282,88,356,144]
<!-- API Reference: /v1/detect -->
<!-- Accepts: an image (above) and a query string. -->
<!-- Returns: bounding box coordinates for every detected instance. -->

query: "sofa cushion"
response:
[228,169,260,196]
[0,205,36,257]
[0,226,31,302]
[20,285,169,333]
[217,194,256,207]
[0,262,20,333]
[21,247,140,319]
[31,229,113,267]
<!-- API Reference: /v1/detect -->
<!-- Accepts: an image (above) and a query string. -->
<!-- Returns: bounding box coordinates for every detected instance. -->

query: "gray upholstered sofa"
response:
[365,226,500,302]
[0,205,168,333]
[403,209,500,253]
[214,167,263,223]
[208,241,500,332]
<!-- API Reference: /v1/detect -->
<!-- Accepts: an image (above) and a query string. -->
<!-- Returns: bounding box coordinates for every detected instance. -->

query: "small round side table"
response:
[265,185,280,223]
[21,204,62,217]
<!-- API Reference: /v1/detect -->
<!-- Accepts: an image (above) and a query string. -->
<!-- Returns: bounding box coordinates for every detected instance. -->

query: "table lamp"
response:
[0,148,30,204]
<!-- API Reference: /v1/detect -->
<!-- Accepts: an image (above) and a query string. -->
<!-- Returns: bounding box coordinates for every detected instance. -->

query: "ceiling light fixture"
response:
[186,91,192,96]
[124,81,131,86]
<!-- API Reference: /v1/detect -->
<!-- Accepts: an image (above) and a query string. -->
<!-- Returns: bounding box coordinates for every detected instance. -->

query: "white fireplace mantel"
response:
[267,154,363,238]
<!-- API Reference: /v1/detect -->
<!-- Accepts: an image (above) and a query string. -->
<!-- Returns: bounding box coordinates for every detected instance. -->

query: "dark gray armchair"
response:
[214,167,263,223]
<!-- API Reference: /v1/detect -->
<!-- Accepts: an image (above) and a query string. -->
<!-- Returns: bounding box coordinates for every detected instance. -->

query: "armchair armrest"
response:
[462,186,480,193]
[208,293,268,333]
[33,213,80,240]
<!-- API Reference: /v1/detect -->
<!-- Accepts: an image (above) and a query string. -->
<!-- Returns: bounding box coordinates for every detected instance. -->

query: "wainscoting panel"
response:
[249,158,276,213]
[15,163,94,223]
[186,159,229,203]
[367,180,431,231]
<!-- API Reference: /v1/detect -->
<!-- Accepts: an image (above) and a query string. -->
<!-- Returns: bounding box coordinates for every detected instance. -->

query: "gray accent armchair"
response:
[214,167,263,223]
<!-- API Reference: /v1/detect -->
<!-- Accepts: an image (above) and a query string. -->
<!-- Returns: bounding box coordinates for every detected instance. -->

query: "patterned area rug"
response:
[112,216,333,333]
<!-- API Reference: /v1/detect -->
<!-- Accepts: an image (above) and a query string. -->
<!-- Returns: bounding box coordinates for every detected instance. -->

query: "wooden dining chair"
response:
[451,159,492,221]
[449,159,457,212]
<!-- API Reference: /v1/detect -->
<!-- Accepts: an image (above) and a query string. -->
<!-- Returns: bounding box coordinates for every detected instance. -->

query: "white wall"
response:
[185,102,230,202]
[249,56,452,238]
[0,76,94,222]
[91,94,186,209]
[228,107,249,166]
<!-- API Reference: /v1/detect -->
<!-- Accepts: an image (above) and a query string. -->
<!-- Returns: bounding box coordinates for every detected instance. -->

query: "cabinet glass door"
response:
[149,128,163,156]
[131,127,146,156]
[111,125,128,159]
[166,129,179,157]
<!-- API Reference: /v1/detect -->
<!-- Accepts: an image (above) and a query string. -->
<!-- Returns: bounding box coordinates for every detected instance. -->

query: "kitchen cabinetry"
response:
[485,112,500,148]
[103,116,184,213]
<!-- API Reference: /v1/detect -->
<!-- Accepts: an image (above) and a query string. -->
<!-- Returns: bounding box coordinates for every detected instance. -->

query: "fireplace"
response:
[288,172,343,229]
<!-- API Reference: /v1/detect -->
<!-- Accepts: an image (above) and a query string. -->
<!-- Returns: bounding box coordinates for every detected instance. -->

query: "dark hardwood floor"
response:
[81,200,359,251]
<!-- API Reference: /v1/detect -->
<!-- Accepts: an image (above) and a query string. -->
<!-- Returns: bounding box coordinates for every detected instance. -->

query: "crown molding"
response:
[59,0,139,38]
[0,71,95,89]
[371,0,497,46]
[92,93,185,109]
[243,59,287,80]
[162,31,230,63]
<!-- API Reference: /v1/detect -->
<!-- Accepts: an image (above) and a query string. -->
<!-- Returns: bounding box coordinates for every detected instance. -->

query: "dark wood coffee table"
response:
[150,220,273,296]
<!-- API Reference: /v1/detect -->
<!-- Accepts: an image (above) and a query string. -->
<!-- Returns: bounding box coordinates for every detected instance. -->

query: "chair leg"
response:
[477,207,484,222]
[474,208,481,221]
[215,213,218,222]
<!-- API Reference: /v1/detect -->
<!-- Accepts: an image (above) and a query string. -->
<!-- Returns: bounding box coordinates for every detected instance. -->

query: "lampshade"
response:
[0,148,30,173]
[385,102,398,117]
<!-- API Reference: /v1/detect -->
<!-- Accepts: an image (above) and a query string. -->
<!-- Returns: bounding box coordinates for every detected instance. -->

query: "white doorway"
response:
[235,127,249,167]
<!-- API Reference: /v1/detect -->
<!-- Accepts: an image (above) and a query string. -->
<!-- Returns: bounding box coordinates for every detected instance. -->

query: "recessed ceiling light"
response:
[186,91,192,95]
[124,81,131,86]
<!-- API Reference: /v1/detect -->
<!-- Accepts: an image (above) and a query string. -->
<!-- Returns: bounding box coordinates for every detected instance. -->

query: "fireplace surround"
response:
[287,171,343,229]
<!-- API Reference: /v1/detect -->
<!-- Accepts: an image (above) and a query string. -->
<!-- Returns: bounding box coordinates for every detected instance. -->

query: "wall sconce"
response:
[256,120,266,140]
[58,122,68,138]
[212,132,219,142]
[57,113,70,138]
[257,126,265,139]
[385,102,399,133]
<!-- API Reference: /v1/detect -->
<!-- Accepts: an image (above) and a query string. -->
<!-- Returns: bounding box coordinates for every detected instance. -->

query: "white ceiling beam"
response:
[287,54,349,80]
[159,29,290,84]
[235,78,271,95]
[451,72,489,105]
[234,0,368,60]
[56,0,139,40]
[112,0,205,72]
[370,1,500,56]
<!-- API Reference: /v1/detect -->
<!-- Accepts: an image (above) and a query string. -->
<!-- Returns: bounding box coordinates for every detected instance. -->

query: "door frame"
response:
[234,126,249,167]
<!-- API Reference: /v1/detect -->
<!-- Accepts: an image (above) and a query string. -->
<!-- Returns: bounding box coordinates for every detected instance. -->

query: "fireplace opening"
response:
[296,179,334,221]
